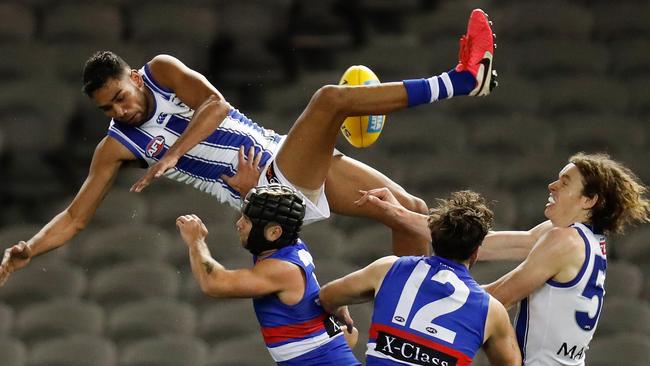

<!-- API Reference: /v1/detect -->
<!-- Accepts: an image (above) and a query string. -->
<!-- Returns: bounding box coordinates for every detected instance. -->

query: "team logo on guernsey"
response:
[156,113,168,124]
[146,135,166,158]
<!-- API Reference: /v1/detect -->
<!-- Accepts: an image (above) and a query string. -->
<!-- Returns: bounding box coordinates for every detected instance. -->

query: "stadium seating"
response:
[28,335,117,366]
[88,261,180,308]
[71,224,171,272]
[198,299,260,343]
[0,302,14,336]
[208,334,272,366]
[0,337,27,366]
[42,3,123,43]
[120,335,209,366]
[597,297,650,338]
[15,299,104,345]
[589,334,650,366]
[1,0,650,363]
[604,260,644,299]
[0,259,86,308]
[0,3,37,43]
[107,298,196,344]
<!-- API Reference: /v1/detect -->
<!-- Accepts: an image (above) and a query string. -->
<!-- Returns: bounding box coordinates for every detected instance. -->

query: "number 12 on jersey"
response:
[392,261,470,344]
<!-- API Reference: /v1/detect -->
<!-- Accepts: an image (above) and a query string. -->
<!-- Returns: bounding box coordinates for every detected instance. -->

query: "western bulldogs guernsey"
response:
[253,240,360,365]
[367,256,489,366]
[515,222,607,366]
[107,64,282,210]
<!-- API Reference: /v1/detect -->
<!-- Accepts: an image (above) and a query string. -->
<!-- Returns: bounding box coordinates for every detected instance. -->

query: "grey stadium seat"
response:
[71,224,171,272]
[28,335,117,366]
[0,259,86,308]
[208,334,272,366]
[120,335,208,366]
[597,297,650,338]
[15,299,105,344]
[588,334,650,366]
[0,302,14,336]
[42,3,123,43]
[0,3,36,43]
[0,337,27,366]
[88,261,180,308]
[198,299,260,343]
[108,298,197,344]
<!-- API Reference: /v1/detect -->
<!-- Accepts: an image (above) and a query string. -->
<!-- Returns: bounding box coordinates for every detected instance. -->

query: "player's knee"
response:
[312,84,347,112]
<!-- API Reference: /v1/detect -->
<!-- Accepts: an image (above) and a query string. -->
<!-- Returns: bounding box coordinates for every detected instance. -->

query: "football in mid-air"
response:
[338,65,386,148]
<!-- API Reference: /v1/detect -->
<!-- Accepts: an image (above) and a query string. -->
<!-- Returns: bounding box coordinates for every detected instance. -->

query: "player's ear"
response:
[130,69,143,87]
[264,223,283,242]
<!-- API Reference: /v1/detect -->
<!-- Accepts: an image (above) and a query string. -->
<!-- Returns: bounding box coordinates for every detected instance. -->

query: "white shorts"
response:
[258,159,331,225]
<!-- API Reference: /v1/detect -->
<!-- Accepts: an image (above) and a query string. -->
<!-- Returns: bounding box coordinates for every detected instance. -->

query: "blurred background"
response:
[1,0,649,365]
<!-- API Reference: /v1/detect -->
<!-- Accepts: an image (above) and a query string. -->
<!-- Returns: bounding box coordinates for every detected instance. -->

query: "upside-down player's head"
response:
[238,184,306,256]
[428,190,494,264]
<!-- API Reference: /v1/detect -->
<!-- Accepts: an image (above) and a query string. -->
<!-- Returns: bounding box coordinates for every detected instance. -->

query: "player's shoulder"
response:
[534,226,584,258]
[146,55,187,87]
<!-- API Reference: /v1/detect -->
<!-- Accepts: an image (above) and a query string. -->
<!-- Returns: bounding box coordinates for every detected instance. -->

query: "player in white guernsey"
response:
[352,153,650,365]
[478,153,650,365]
[0,9,498,284]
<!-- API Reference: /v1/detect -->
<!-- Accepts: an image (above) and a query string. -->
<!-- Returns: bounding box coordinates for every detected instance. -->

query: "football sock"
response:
[403,70,476,107]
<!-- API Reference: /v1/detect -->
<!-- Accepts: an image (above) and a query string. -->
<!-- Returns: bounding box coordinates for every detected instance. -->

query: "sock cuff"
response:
[403,78,432,107]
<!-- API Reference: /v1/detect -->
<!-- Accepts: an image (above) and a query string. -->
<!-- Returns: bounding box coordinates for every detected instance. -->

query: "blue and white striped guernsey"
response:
[107,64,283,210]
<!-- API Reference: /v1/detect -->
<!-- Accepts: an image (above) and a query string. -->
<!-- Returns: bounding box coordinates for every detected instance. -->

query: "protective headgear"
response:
[241,184,306,256]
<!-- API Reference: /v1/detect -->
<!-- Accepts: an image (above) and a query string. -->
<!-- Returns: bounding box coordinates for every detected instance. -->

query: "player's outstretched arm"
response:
[478,220,554,261]
[483,228,576,309]
[320,256,397,322]
[176,215,298,299]
[0,136,134,286]
[482,297,521,366]
[355,188,431,244]
[130,55,232,193]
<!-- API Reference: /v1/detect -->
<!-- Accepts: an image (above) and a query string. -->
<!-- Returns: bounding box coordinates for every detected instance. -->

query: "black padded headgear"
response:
[241,184,306,256]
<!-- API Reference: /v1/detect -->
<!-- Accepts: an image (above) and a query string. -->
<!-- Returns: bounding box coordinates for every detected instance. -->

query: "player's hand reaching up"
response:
[222,146,263,197]
[176,214,209,247]
[0,241,32,286]
[130,154,179,193]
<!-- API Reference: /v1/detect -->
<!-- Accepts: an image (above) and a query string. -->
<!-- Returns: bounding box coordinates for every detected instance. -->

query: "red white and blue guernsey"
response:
[515,222,607,366]
[106,64,330,223]
[367,256,489,366]
[253,240,360,365]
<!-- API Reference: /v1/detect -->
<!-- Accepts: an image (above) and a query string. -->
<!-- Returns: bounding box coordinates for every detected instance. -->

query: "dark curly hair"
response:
[428,190,494,261]
[82,51,130,97]
[570,152,650,235]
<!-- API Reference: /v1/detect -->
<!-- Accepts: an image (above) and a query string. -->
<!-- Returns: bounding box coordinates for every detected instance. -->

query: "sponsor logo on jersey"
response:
[145,135,166,158]
[556,342,586,361]
[324,315,344,337]
[156,113,168,124]
[375,331,457,366]
[265,161,280,184]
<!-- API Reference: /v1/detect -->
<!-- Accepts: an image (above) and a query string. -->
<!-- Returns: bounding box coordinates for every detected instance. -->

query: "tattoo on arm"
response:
[202,261,214,274]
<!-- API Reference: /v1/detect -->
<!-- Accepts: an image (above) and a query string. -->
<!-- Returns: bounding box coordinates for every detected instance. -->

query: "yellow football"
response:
[338,65,386,148]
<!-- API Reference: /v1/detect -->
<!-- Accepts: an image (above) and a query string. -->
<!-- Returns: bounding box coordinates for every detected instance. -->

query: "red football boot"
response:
[456,9,497,96]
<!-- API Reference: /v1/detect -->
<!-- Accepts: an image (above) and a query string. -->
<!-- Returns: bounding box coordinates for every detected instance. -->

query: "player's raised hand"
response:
[0,241,32,286]
[355,187,402,208]
[176,214,209,247]
[222,146,263,196]
[130,154,179,193]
